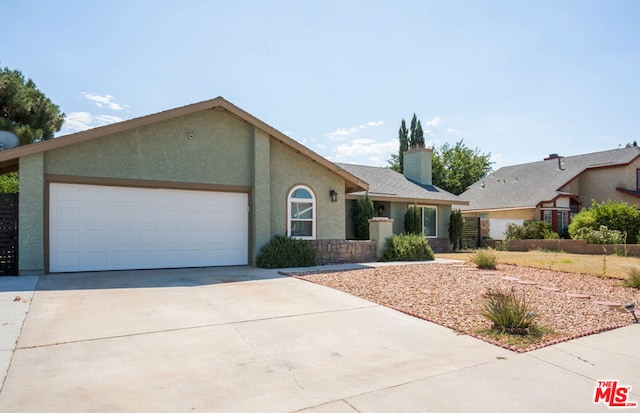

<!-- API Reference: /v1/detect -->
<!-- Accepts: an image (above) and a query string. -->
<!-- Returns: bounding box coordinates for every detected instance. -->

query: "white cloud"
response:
[327,120,384,140]
[335,138,397,159]
[61,111,124,134]
[82,92,130,111]
[424,116,441,127]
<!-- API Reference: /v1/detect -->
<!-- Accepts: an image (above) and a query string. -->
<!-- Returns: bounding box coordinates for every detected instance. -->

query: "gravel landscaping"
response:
[288,261,640,352]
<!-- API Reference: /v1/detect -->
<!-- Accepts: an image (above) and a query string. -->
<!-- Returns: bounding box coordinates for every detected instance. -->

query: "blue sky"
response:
[3,0,639,170]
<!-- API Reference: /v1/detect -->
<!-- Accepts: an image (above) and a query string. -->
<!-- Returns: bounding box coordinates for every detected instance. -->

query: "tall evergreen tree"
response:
[398,119,409,173]
[409,113,418,148]
[414,120,425,148]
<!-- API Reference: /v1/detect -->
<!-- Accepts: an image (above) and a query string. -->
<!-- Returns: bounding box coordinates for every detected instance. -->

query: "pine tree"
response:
[448,209,463,251]
[415,120,425,148]
[409,113,418,148]
[352,193,375,240]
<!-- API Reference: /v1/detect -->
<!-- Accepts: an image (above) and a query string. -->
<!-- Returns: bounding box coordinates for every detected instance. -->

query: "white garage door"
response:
[49,183,249,272]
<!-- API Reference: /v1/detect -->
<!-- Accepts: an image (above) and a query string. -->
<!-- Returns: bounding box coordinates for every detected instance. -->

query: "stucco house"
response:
[459,147,640,239]
[0,97,464,275]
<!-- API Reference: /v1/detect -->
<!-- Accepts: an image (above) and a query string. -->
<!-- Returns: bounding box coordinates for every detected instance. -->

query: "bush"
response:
[404,204,422,235]
[504,220,556,240]
[572,225,625,245]
[624,267,640,289]
[568,200,640,243]
[255,235,316,269]
[479,287,535,332]
[352,193,375,240]
[448,209,463,251]
[470,248,498,269]
[381,234,435,262]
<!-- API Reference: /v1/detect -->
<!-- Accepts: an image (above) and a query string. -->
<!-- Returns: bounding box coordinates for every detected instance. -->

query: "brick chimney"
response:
[403,147,432,186]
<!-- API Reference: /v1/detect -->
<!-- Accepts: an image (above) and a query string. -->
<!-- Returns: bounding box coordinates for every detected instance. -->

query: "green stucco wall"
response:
[19,153,45,275]
[44,110,253,185]
[270,140,346,239]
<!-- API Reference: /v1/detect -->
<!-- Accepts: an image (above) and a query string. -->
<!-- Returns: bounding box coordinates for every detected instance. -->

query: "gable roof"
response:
[0,97,368,192]
[460,147,640,211]
[336,162,468,205]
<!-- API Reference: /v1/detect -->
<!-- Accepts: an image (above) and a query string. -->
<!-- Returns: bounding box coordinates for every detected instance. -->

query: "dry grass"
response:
[437,250,640,280]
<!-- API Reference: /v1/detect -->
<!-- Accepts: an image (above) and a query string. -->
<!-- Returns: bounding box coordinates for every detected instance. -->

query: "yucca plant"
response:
[470,248,498,269]
[479,287,535,333]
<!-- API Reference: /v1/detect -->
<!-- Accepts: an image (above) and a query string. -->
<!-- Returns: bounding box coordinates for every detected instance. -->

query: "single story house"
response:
[459,147,640,239]
[0,97,465,275]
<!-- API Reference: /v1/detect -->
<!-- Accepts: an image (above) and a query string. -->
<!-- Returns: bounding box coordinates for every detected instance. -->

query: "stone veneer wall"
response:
[305,240,377,265]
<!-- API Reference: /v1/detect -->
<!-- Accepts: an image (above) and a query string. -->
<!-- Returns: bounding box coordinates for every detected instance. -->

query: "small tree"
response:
[404,204,422,235]
[568,200,640,243]
[448,209,463,251]
[352,193,375,239]
[0,67,65,145]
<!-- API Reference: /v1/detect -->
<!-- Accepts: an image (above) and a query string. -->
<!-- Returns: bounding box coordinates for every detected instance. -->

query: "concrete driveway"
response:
[0,265,638,412]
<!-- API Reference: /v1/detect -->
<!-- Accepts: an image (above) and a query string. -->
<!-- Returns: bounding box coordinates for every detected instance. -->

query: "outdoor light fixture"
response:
[378,205,385,216]
[624,302,639,323]
[329,190,338,202]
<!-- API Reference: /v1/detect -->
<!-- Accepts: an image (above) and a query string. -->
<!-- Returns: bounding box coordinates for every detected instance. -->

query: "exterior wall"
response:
[18,153,45,275]
[252,128,271,260]
[270,139,346,240]
[44,110,253,185]
[484,238,640,257]
[579,163,640,208]
[305,240,376,264]
[403,147,432,185]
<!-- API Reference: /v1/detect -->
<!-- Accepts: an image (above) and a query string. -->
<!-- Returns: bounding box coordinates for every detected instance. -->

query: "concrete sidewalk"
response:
[0,265,638,412]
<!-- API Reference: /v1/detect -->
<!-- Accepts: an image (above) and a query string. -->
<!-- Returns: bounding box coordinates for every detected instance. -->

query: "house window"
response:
[637,169,640,191]
[420,205,438,238]
[287,185,316,239]
[543,210,552,227]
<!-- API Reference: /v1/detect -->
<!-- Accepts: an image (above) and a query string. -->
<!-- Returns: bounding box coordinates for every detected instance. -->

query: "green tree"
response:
[404,204,422,235]
[448,209,463,250]
[352,193,375,240]
[432,140,492,195]
[409,113,417,147]
[395,119,409,173]
[414,120,424,148]
[0,67,65,146]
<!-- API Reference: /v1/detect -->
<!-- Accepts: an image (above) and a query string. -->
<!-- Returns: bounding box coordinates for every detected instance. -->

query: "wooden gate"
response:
[461,217,480,250]
[0,193,18,276]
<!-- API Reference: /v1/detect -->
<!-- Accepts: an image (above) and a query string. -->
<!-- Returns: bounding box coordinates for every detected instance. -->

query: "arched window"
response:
[287,185,316,239]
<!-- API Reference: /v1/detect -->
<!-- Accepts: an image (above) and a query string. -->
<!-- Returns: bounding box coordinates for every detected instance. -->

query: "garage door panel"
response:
[49,184,249,272]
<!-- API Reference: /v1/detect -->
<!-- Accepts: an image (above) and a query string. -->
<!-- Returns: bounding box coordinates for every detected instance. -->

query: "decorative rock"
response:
[595,301,622,307]
[567,293,591,299]
[500,276,520,281]
[517,280,538,286]
[538,286,560,292]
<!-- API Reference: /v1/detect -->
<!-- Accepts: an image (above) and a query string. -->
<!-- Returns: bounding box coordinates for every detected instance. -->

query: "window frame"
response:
[411,204,438,238]
[287,185,316,240]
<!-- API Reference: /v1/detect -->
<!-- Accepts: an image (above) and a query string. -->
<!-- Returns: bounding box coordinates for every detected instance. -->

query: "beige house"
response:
[460,147,640,239]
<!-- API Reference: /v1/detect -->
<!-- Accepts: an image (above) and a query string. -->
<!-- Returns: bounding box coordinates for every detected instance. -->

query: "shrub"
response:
[448,209,463,251]
[479,287,535,332]
[572,225,625,244]
[381,234,435,262]
[624,267,640,289]
[505,220,556,240]
[470,248,498,269]
[568,200,640,243]
[352,193,375,240]
[404,204,422,235]
[255,235,316,269]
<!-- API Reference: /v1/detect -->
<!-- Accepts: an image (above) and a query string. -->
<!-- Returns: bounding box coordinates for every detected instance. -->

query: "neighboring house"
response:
[0,97,370,275]
[459,147,640,239]
[337,147,468,252]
